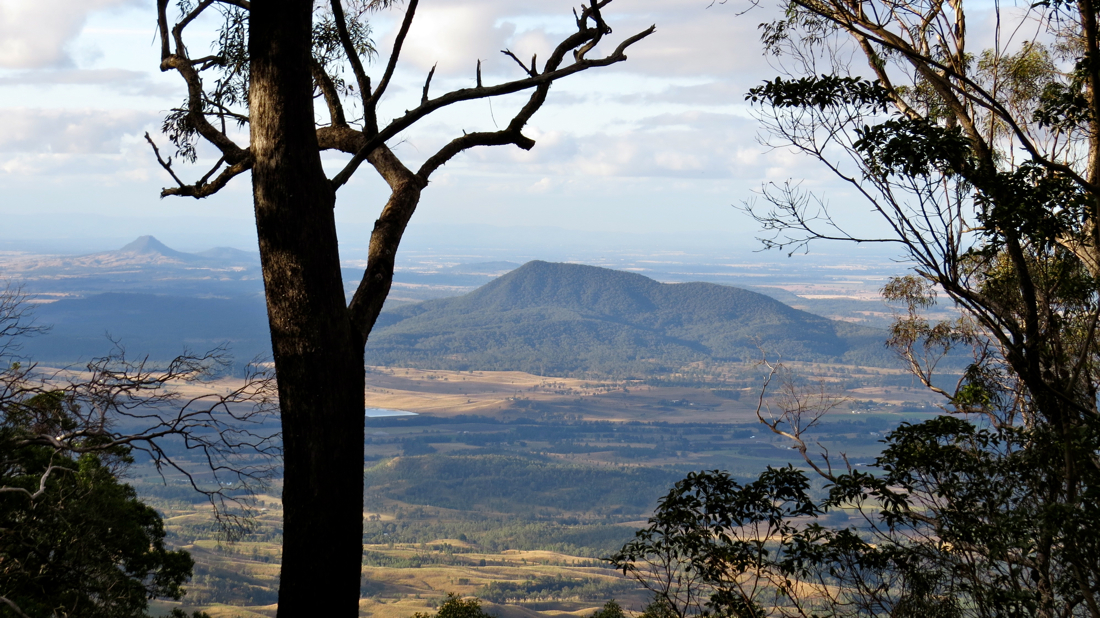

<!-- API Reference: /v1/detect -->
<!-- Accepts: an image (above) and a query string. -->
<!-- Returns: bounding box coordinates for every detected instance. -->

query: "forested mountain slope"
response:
[364,261,892,375]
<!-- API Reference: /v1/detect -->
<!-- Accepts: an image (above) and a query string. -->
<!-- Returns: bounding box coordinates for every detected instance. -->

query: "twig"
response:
[0,597,32,618]
[421,63,437,105]
[502,49,536,77]
[369,0,420,121]
[0,464,75,500]
[144,133,186,188]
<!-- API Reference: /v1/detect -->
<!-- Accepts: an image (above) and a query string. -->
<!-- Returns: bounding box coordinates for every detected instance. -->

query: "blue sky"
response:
[0,0,882,257]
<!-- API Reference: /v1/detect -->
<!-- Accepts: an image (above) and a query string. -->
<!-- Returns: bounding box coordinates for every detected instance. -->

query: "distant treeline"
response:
[364,454,683,517]
[363,516,638,558]
[475,575,639,603]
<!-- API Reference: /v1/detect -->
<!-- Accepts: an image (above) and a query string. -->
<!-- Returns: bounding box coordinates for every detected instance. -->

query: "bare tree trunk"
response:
[250,1,365,614]
[153,2,651,611]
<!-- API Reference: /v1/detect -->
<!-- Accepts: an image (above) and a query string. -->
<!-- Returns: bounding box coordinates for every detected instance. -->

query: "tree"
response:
[0,286,273,618]
[147,1,654,614]
[612,0,1100,616]
[1,422,194,618]
[588,600,627,618]
[411,594,496,618]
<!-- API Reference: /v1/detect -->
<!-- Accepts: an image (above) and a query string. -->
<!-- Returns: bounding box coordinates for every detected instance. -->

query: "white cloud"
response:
[386,4,516,74]
[447,111,792,180]
[372,0,767,79]
[619,6,772,77]
[0,108,158,154]
[1,68,141,86]
[621,81,751,106]
[0,0,855,243]
[0,0,138,69]
[0,68,181,98]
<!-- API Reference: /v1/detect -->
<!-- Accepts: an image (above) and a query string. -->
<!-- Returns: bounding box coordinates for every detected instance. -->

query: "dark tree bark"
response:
[150,1,654,613]
[249,1,366,613]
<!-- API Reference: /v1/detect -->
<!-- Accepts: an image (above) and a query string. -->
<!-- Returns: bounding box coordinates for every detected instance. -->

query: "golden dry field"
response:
[361,363,941,423]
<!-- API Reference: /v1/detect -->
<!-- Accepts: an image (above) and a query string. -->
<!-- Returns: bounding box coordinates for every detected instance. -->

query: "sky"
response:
[0,0,885,258]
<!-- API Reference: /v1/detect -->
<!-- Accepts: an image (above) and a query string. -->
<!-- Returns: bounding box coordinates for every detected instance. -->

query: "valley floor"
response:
[131,364,944,617]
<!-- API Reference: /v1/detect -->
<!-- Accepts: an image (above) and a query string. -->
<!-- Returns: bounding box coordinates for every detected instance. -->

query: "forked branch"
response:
[754,354,848,481]
[330,6,655,189]
[150,0,652,202]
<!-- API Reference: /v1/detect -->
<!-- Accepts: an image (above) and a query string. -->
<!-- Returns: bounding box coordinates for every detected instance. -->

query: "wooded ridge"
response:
[365,261,894,374]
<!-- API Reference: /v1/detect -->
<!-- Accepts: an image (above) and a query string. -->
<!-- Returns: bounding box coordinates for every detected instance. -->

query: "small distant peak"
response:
[114,236,194,261]
[195,246,259,263]
[120,235,174,255]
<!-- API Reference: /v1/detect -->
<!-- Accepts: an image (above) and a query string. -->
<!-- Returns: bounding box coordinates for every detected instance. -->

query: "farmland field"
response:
[133,365,944,617]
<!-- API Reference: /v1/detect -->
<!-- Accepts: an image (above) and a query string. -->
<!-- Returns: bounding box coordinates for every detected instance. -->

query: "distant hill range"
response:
[1,235,260,272]
[363,261,893,374]
[79,235,259,267]
[0,236,266,307]
[116,235,258,265]
[0,234,262,299]
[20,259,894,375]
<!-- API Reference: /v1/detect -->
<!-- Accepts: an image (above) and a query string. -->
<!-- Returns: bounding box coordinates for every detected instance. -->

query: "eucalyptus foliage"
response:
[614,0,1100,615]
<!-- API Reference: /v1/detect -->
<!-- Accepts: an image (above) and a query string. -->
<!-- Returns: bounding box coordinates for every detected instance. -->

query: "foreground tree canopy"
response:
[148,0,653,614]
[1,429,192,618]
[0,287,270,617]
[613,0,1100,616]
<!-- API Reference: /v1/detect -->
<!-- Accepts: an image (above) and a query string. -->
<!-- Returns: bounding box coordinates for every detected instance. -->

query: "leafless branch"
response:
[418,131,535,180]
[152,0,653,209]
[144,133,186,188]
[421,63,436,105]
[196,155,227,187]
[0,283,48,362]
[331,15,655,189]
[0,596,31,618]
[753,353,848,482]
[502,49,536,77]
[2,326,279,537]
[313,60,349,127]
[574,0,613,61]
[367,0,420,132]
[339,7,653,342]
[160,157,253,199]
[0,463,74,501]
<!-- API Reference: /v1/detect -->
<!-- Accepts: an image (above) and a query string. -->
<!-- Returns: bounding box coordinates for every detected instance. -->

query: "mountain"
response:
[194,246,259,263]
[0,236,260,273]
[364,261,893,375]
[111,235,259,266]
[117,235,195,260]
